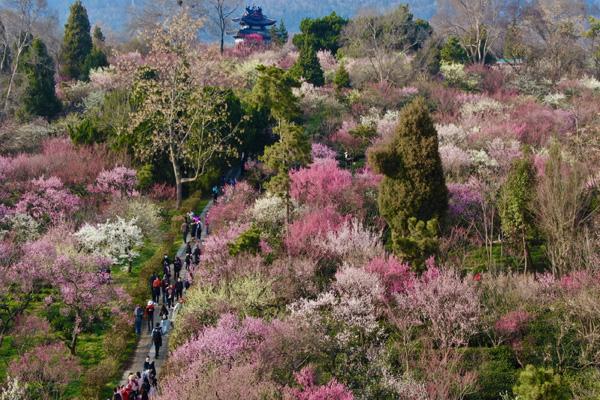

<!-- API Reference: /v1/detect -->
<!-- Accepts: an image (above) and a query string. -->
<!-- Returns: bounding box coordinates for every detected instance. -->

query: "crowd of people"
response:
[112,209,207,400]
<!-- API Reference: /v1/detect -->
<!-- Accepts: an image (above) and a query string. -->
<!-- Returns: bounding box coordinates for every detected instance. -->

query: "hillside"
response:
[47,0,436,34]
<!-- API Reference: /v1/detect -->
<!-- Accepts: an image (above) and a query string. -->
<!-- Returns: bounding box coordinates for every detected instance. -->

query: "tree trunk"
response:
[169,145,184,209]
[220,28,225,54]
[3,46,22,113]
[69,331,78,355]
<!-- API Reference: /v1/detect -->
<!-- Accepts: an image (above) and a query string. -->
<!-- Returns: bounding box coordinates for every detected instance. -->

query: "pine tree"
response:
[18,38,61,119]
[440,36,468,64]
[333,62,351,90]
[368,97,447,268]
[291,38,324,87]
[277,20,288,44]
[60,0,92,80]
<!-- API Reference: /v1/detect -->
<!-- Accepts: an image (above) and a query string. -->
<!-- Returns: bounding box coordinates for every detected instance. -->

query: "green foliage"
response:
[261,120,311,198]
[292,12,348,54]
[82,46,108,80]
[269,21,289,46]
[252,65,300,123]
[513,365,570,400]
[412,37,442,75]
[333,62,351,90]
[393,218,439,271]
[465,346,519,400]
[60,0,93,80]
[368,97,448,264]
[504,24,527,62]
[229,226,262,257]
[499,157,537,270]
[441,36,469,64]
[291,38,325,86]
[92,25,105,44]
[68,117,105,145]
[17,38,61,119]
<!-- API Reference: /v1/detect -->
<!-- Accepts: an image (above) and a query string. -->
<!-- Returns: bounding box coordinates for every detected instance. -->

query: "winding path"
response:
[119,199,213,385]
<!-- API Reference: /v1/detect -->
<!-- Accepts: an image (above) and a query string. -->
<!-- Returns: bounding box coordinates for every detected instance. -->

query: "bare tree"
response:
[126,0,205,37]
[204,0,242,54]
[433,0,508,64]
[0,0,49,117]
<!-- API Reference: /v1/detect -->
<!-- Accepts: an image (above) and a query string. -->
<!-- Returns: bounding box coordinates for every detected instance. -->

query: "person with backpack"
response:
[145,301,155,333]
[134,305,143,336]
[152,323,162,358]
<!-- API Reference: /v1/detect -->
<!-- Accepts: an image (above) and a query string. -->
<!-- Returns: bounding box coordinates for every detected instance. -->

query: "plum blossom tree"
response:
[8,342,81,399]
[74,217,143,272]
[284,366,354,400]
[15,176,80,226]
[90,166,139,198]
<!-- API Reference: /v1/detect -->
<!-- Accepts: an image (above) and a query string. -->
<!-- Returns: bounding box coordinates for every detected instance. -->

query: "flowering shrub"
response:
[290,158,352,208]
[395,268,481,350]
[90,166,139,198]
[311,143,337,161]
[284,367,354,400]
[74,217,143,268]
[320,219,383,266]
[365,255,414,298]
[148,183,176,201]
[494,310,531,338]
[250,195,286,230]
[285,207,346,257]
[15,176,80,225]
[206,182,256,233]
[8,342,81,398]
[439,144,472,178]
[448,181,483,224]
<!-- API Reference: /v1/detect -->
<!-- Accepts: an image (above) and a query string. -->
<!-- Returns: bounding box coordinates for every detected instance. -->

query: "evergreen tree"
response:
[292,12,348,54]
[60,0,92,80]
[333,62,351,90]
[499,156,537,273]
[291,38,324,87]
[269,20,288,47]
[18,38,61,119]
[92,25,105,44]
[252,64,300,123]
[82,46,109,79]
[368,97,447,268]
[440,36,468,64]
[260,119,311,224]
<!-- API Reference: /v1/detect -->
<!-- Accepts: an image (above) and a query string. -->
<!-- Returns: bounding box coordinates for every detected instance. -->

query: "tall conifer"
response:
[291,38,324,87]
[60,0,92,80]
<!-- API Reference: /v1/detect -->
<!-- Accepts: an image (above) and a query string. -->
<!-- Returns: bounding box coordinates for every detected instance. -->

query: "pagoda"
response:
[232,5,276,44]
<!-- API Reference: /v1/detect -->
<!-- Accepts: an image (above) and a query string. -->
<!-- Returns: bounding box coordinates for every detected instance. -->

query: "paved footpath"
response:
[119,200,213,385]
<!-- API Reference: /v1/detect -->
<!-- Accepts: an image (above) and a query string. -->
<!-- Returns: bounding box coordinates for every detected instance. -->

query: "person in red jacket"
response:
[151,277,161,303]
[145,301,155,333]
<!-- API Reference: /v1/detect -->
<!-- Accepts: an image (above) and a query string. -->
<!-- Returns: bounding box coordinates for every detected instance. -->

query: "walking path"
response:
[119,200,213,385]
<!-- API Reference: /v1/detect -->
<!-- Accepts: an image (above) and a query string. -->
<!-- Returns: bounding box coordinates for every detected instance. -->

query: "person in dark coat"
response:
[152,323,162,358]
[173,257,182,280]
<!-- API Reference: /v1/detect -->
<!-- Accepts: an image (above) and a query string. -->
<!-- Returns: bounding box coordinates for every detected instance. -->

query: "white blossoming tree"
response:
[75,217,143,272]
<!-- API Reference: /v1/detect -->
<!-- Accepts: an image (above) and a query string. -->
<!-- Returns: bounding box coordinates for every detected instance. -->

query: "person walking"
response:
[175,277,183,301]
[181,220,189,243]
[212,185,219,201]
[193,242,201,264]
[134,305,143,336]
[145,301,155,333]
[151,276,161,303]
[173,256,182,280]
[152,323,162,358]
[161,276,169,304]
[161,311,171,335]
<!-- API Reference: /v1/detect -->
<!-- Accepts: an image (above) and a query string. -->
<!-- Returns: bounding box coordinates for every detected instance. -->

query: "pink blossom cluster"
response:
[447,181,483,222]
[90,166,139,198]
[494,310,531,337]
[285,207,347,257]
[290,158,352,207]
[15,176,80,225]
[284,367,354,400]
[311,143,337,161]
[206,182,256,233]
[366,255,414,298]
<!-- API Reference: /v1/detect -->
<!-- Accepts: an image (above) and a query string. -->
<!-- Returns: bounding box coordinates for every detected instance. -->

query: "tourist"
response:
[194,216,202,240]
[181,219,189,243]
[151,276,161,303]
[161,275,169,304]
[184,252,191,271]
[134,304,143,336]
[113,387,122,400]
[148,272,157,297]
[161,311,170,335]
[175,277,183,300]
[193,242,201,264]
[145,301,155,333]
[152,323,162,358]
[173,256,182,280]
[211,185,219,200]
[162,254,170,269]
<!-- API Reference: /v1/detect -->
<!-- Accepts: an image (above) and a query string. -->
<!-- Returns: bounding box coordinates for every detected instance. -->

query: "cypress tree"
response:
[499,156,536,273]
[60,0,92,80]
[333,62,351,90]
[19,38,61,119]
[368,97,448,268]
[277,21,288,44]
[291,38,324,87]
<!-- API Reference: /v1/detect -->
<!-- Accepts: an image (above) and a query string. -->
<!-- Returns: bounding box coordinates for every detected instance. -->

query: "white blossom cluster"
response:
[75,217,143,267]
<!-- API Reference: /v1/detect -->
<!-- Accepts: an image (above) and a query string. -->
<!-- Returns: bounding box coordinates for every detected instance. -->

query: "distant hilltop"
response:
[47,0,437,34]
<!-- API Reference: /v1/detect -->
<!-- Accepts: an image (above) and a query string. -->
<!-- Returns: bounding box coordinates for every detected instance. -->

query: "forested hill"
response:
[47,0,436,34]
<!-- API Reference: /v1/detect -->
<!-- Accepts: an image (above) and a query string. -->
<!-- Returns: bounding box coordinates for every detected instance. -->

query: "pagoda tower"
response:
[232,5,276,44]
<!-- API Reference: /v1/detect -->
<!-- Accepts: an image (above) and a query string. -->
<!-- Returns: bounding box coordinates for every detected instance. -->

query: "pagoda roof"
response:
[233,6,276,27]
